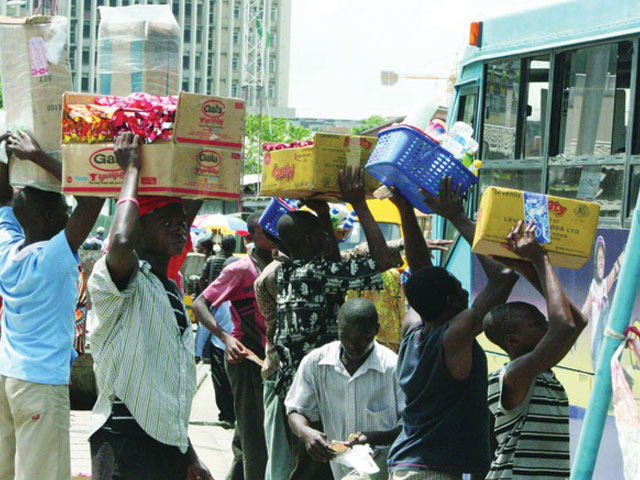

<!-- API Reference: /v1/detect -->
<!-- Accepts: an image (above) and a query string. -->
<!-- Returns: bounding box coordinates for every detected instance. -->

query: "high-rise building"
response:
[0,0,294,116]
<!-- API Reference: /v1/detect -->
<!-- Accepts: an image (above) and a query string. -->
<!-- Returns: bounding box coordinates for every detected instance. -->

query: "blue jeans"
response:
[263,378,295,480]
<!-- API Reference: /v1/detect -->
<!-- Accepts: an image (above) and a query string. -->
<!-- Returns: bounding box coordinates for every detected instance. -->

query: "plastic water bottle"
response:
[441,122,474,159]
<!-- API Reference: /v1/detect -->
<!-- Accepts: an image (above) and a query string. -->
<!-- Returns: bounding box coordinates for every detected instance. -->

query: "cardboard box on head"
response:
[0,15,72,192]
[259,133,379,201]
[97,5,180,97]
[472,186,601,270]
[61,92,246,200]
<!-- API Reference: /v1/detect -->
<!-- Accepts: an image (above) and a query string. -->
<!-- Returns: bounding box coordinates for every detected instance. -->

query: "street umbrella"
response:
[192,214,249,236]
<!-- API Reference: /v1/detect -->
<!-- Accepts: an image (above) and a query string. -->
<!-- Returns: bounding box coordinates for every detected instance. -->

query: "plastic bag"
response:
[334,445,380,476]
[611,335,640,480]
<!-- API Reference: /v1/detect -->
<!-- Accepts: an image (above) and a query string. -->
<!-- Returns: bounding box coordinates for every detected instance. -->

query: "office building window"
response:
[231,83,239,97]
[233,30,240,45]
[233,56,239,71]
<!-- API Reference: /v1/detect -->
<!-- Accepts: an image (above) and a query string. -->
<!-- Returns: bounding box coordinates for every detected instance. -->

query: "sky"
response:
[288,0,565,120]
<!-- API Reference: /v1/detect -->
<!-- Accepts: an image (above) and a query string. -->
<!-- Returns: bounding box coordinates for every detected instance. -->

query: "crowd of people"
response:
[0,130,587,480]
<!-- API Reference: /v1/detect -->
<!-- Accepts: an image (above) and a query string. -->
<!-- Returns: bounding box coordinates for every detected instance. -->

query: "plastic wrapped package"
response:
[0,15,72,191]
[97,5,181,97]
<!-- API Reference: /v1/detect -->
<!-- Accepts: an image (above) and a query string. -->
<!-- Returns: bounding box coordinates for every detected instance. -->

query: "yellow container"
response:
[472,187,600,270]
[259,132,378,201]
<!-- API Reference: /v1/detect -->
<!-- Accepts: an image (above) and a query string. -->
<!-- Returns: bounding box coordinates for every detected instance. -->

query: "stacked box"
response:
[61,92,246,199]
[472,187,601,270]
[0,15,72,191]
[97,5,180,96]
[259,133,378,201]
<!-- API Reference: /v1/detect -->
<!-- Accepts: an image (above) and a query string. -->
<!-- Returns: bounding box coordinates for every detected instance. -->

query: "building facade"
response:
[0,0,293,114]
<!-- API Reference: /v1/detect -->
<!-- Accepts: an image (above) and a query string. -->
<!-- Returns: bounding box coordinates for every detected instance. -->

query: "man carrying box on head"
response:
[286,297,404,480]
[192,213,276,480]
[386,179,519,480]
[273,166,398,480]
[0,131,104,480]
[87,133,211,480]
[484,221,588,480]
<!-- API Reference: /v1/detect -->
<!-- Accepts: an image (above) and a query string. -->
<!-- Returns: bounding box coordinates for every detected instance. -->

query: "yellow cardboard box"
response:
[61,92,245,199]
[472,187,600,270]
[62,143,241,199]
[259,133,378,201]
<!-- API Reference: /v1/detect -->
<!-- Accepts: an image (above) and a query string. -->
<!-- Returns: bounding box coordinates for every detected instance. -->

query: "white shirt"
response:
[285,341,404,479]
[88,257,196,453]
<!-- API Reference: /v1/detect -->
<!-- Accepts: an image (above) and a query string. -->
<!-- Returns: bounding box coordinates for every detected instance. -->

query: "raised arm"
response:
[339,167,394,271]
[500,222,586,409]
[7,130,62,181]
[303,200,340,261]
[7,131,105,251]
[423,177,511,284]
[390,187,431,272]
[0,133,12,206]
[106,133,142,290]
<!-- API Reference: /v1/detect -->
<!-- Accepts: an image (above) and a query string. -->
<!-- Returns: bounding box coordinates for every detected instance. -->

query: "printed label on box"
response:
[523,192,551,244]
[28,37,49,77]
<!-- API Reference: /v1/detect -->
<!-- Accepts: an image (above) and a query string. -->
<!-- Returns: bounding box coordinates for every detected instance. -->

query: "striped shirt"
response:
[487,365,570,480]
[285,341,404,480]
[88,257,196,453]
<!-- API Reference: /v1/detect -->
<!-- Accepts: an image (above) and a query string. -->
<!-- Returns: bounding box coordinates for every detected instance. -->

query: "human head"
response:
[196,235,214,256]
[96,226,105,238]
[247,212,277,252]
[137,198,188,257]
[12,186,70,240]
[338,298,380,362]
[593,236,606,283]
[221,234,236,254]
[404,266,468,325]
[483,302,548,359]
[276,211,331,260]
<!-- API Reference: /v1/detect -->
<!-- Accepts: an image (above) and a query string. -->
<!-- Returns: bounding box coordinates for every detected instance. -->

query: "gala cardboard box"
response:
[61,91,245,199]
[259,133,378,201]
[472,186,601,270]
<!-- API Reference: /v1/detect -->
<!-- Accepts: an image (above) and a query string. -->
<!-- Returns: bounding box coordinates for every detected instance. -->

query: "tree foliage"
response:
[244,114,311,177]
[351,115,387,135]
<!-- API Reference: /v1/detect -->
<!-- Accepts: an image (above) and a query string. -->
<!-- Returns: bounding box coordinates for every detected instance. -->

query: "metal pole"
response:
[201,0,210,94]
[177,0,185,88]
[226,0,235,97]
[212,0,222,95]
[74,0,85,91]
[88,0,97,93]
[188,0,198,92]
[571,188,640,479]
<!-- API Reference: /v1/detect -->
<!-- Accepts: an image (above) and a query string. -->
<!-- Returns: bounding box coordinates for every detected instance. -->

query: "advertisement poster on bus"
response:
[472,227,640,382]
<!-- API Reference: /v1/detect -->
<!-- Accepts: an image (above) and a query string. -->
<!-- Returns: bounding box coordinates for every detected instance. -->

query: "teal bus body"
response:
[442,1,640,478]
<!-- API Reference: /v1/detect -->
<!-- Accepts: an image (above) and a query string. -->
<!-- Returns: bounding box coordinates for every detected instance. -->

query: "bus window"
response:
[457,91,478,130]
[557,41,632,157]
[630,166,640,215]
[523,56,550,159]
[482,60,520,160]
[478,168,542,195]
[548,165,624,219]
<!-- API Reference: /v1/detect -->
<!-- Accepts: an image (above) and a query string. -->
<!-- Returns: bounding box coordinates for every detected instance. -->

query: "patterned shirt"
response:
[202,252,232,287]
[272,255,383,398]
[487,366,570,480]
[88,257,196,453]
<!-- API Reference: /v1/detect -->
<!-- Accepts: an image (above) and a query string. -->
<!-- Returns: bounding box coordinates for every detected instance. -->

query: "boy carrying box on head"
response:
[484,220,588,480]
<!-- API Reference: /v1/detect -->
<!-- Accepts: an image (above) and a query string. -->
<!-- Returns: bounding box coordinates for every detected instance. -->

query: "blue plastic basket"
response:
[259,198,298,239]
[365,125,478,213]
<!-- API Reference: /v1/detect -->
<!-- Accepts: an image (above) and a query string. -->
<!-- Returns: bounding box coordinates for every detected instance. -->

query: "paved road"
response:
[71,364,235,479]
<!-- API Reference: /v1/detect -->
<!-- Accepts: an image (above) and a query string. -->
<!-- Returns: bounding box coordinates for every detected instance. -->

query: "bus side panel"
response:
[471,227,639,479]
